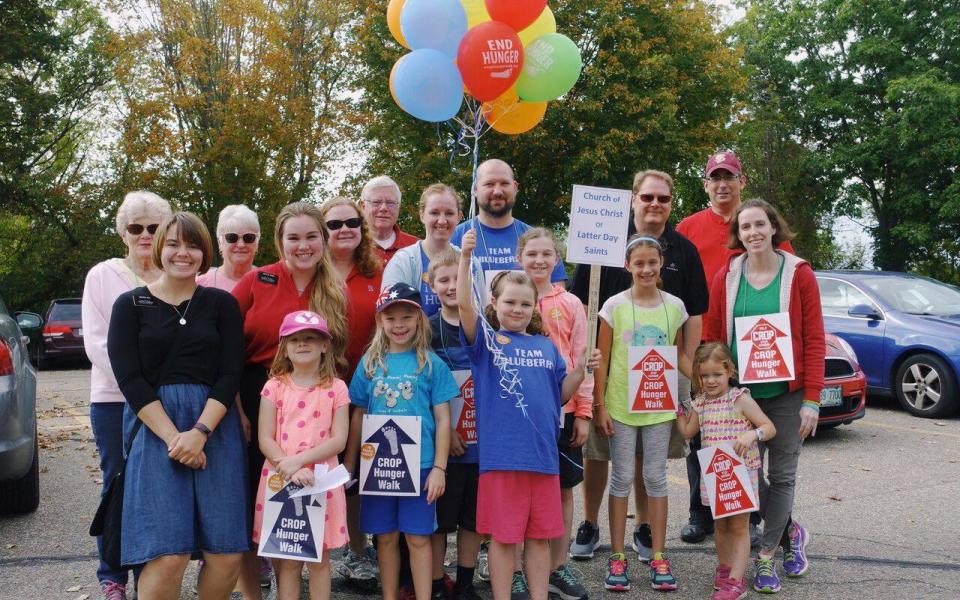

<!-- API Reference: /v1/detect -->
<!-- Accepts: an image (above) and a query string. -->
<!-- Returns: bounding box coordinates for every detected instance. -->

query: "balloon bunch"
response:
[387,0,583,135]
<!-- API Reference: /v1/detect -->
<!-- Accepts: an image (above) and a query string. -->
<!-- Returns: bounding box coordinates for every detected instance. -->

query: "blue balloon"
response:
[391,49,464,122]
[400,0,467,57]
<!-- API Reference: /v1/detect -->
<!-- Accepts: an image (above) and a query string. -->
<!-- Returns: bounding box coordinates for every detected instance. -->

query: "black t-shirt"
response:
[569,225,709,317]
[108,285,244,413]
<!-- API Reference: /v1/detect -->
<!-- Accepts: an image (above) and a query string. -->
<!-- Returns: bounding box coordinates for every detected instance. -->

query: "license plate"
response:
[76,328,83,337]
[820,386,842,407]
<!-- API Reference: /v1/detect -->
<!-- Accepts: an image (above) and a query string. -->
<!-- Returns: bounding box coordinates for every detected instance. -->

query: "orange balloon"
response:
[387,0,409,49]
[482,87,547,134]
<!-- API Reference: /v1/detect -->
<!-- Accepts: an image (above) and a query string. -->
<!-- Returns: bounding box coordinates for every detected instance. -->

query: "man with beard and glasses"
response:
[452,159,567,288]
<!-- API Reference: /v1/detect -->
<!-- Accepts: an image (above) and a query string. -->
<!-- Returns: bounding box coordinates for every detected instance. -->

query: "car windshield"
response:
[861,277,960,317]
[50,302,82,321]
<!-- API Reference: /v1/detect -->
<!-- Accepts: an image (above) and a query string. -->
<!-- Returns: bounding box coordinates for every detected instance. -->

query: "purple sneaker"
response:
[100,581,127,600]
[782,522,809,577]
[753,557,781,593]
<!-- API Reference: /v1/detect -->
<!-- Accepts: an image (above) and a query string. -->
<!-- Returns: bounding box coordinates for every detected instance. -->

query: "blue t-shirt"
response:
[349,350,458,469]
[460,318,567,474]
[429,312,478,464]
[452,218,567,283]
[419,246,441,317]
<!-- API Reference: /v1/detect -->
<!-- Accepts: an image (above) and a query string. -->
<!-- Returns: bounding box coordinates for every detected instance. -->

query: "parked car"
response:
[816,271,960,418]
[0,294,41,513]
[38,298,87,368]
[819,333,867,427]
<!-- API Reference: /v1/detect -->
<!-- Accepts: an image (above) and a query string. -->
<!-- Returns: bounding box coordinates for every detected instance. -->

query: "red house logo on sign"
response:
[739,318,791,381]
[705,448,757,517]
[630,349,676,412]
[456,376,477,444]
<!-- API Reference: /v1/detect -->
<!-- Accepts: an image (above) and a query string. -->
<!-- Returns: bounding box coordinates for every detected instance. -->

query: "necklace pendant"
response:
[179,318,187,325]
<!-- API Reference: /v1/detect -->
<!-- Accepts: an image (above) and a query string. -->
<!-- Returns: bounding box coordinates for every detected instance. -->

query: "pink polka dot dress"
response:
[252,376,350,550]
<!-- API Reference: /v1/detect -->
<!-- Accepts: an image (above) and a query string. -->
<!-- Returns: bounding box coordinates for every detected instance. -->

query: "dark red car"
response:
[818,333,867,427]
[38,298,87,368]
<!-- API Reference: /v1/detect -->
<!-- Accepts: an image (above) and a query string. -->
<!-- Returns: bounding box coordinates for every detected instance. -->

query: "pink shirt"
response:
[196,265,256,293]
[538,284,593,418]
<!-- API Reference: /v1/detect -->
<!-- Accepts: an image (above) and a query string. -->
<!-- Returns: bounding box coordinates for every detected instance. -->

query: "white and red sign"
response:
[450,370,476,445]
[735,312,795,384]
[697,444,759,519]
[627,346,678,413]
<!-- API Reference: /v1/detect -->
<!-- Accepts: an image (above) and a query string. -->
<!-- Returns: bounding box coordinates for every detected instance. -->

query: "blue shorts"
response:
[360,470,436,536]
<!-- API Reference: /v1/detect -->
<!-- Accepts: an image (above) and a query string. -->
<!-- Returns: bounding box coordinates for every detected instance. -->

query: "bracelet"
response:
[801,400,821,414]
[192,422,211,436]
[433,465,447,473]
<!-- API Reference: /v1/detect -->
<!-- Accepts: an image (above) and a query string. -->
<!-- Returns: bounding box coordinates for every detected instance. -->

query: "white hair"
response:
[360,175,402,204]
[216,204,260,236]
[115,191,172,233]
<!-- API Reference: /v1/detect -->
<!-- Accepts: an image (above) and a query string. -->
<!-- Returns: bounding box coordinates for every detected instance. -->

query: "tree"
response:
[347,0,745,234]
[737,0,960,278]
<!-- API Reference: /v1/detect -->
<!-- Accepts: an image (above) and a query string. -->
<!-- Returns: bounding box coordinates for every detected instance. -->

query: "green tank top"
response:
[731,257,790,399]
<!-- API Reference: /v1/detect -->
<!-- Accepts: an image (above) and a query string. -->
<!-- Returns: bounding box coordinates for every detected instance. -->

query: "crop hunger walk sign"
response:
[627,345,679,413]
[697,444,759,519]
[359,415,422,496]
[734,312,795,384]
[450,370,476,445]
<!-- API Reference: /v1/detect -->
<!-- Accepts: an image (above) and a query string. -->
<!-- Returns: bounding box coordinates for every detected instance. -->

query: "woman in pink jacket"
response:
[703,199,824,595]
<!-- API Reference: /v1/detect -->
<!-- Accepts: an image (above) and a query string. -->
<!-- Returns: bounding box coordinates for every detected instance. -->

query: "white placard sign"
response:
[359,415,422,496]
[627,345,679,413]
[257,464,348,563]
[734,312,796,384]
[566,185,632,268]
[697,444,759,519]
[450,370,477,445]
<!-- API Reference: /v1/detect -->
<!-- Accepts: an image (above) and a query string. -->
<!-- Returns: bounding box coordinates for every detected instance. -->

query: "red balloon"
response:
[456,21,524,102]
[484,0,546,31]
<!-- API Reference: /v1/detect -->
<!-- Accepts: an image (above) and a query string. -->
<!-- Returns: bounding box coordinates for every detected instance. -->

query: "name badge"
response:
[258,272,279,285]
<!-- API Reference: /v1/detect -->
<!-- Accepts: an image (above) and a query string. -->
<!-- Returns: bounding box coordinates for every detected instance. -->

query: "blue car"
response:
[815,271,960,418]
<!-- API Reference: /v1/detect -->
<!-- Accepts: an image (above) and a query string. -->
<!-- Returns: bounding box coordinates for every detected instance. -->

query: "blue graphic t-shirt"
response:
[452,218,567,283]
[460,319,568,474]
[419,246,441,317]
[349,350,458,468]
[429,312,478,464]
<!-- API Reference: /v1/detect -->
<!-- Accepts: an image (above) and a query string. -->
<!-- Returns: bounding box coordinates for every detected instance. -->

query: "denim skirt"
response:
[121,383,249,565]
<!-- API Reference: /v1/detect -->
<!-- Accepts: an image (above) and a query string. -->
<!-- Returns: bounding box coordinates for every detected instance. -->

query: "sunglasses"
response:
[638,194,672,204]
[326,217,363,230]
[224,233,258,244]
[126,223,159,235]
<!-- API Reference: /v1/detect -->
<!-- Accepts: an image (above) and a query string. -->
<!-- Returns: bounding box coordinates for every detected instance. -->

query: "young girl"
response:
[345,282,457,600]
[676,343,776,600]
[457,229,600,600]
[593,235,692,592]
[516,228,592,600]
[254,310,351,600]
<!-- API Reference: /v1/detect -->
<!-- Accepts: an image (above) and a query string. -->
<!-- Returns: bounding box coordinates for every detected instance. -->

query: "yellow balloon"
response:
[482,87,547,135]
[518,6,556,46]
[387,0,409,49]
[460,0,491,29]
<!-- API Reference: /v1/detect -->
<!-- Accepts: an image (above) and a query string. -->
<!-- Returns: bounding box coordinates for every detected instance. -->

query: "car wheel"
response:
[895,354,959,418]
[0,432,40,514]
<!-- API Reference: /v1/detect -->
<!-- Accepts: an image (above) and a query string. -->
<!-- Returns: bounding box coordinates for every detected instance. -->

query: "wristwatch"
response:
[755,428,765,442]
[192,422,212,436]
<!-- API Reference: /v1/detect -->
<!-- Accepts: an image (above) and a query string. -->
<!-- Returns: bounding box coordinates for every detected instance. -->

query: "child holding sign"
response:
[254,310,350,600]
[457,229,600,600]
[517,228,592,600]
[593,235,692,592]
[676,343,776,600]
[346,282,457,600]
[427,249,483,600]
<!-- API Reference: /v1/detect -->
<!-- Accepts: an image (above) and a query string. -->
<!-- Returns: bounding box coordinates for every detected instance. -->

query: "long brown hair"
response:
[270,332,337,386]
[728,198,795,251]
[274,202,348,371]
[320,196,382,279]
[484,271,544,335]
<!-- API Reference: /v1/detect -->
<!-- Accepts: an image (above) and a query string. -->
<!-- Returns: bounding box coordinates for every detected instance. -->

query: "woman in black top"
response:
[108,212,246,600]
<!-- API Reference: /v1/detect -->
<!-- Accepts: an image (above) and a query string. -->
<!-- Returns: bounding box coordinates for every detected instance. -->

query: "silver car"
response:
[0,294,41,513]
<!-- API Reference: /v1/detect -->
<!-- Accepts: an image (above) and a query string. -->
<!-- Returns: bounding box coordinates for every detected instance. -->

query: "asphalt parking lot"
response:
[1,368,958,599]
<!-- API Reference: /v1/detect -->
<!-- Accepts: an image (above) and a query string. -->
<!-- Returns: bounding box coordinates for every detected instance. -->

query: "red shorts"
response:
[476,471,563,544]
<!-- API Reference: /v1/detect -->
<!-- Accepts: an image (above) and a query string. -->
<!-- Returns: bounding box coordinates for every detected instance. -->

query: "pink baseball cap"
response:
[705,151,743,177]
[278,310,331,340]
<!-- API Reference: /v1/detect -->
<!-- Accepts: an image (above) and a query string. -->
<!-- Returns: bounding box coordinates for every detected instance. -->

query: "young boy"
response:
[427,249,483,600]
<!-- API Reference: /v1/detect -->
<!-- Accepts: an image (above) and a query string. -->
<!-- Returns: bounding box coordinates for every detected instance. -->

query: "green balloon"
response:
[516,33,582,102]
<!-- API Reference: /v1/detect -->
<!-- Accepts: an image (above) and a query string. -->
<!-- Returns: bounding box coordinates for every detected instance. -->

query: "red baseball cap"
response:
[278,310,332,340]
[705,151,743,177]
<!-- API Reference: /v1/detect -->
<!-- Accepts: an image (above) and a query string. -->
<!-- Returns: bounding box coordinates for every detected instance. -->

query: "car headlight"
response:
[833,336,860,370]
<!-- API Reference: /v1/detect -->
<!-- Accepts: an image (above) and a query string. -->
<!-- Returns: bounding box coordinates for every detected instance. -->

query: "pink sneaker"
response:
[99,581,127,600]
[712,577,747,600]
[713,564,731,590]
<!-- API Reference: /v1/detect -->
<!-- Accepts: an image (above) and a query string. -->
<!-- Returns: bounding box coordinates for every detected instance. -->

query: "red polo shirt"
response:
[344,265,383,380]
[232,262,312,368]
[373,225,418,264]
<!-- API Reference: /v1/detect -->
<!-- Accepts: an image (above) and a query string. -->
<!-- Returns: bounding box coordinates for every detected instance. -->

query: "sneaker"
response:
[511,571,530,600]
[339,548,378,581]
[649,555,677,591]
[569,520,600,559]
[630,523,653,562]
[259,558,272,589]
[712,577,747,600]
[100,581,127,600]
[713,564,731,590]
[753,556,781,593]
[680,519,713,543]
[400,584,417,600]
[431,573,455,600]
[548,564,588,600]
[604,553,630,591]
[477,542,490,581]
[782,522,810,577]
[452,583,483,600]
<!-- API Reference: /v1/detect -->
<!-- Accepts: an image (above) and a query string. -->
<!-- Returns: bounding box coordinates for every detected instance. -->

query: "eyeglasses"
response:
[638,194,672,204]
[707,173,740,183]
[224,233,258,244]
[367,199,399,208]
[326,217,363,230]
[126,223,159,235]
